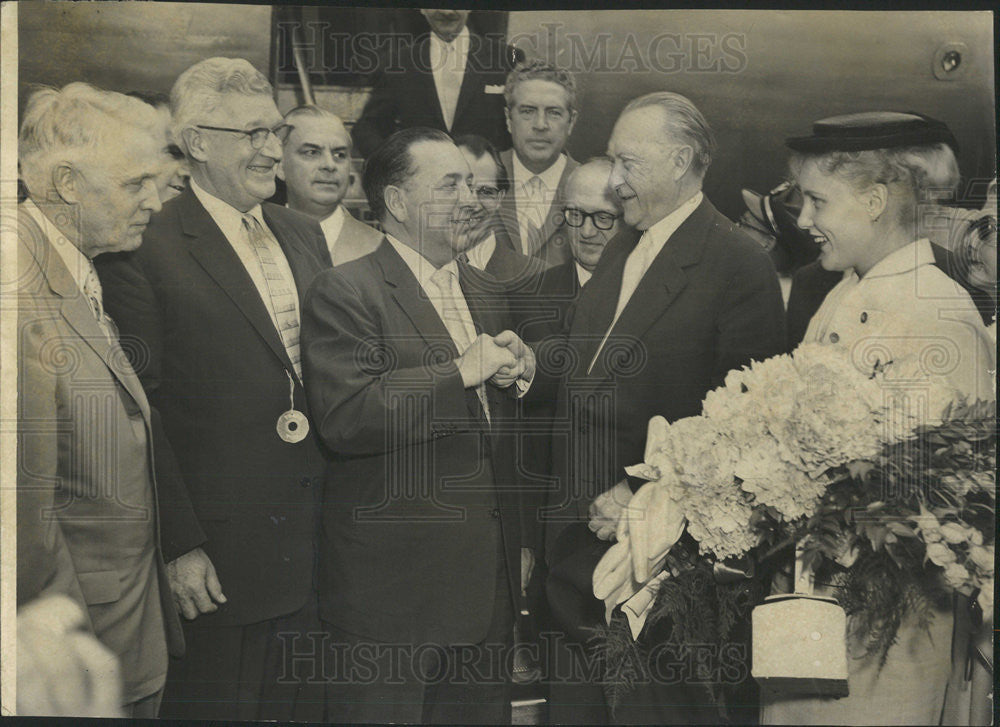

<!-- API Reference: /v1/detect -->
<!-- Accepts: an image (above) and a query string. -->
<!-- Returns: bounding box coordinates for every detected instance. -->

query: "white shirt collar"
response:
[640,191,704,252]
[192,178,265,243]
[575,262,593,287]
[429,26,470,58]
[21,198,94,294]
[512,151,568,194]
[386,234,455,288]
[465,232,496,271]
[319,205,346,245]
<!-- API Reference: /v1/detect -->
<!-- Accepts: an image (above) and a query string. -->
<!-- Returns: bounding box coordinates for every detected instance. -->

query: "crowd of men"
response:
[14,8,996,725]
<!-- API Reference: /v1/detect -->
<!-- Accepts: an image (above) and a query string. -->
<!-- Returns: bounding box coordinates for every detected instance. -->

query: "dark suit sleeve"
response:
[97,252,208,561]
[301,270,471,456]
[713,246,787,385]
[351,60,398,159]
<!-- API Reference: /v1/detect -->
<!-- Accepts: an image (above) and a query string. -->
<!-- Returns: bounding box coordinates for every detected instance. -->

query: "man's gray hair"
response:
[170,57,273,157]
[19,82,161,198]
[621,92,716,175]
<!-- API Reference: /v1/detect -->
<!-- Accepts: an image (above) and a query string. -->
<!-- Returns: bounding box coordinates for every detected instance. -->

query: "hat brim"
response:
[786,128,959,154]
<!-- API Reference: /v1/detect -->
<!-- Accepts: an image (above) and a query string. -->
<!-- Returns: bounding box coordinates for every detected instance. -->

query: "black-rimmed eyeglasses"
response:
[561,207,619,230]
[196,124,292,150]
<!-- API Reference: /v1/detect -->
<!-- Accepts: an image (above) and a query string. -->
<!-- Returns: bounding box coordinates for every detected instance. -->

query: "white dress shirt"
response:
[805,238,995,402]
[192,180,300,339]
[465,231,497,272]
[511,152,568,255]
[428,27,470,131]
[575,262,593,288]
[588,191,703,373]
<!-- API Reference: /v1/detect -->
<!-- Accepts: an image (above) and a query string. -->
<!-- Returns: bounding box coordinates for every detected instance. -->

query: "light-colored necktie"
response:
[521,175,547,254]
[438,41,460,131]
[430,265,490,422]
[242,214,302,380]
[588,231,654,374]
[82,264,116,343]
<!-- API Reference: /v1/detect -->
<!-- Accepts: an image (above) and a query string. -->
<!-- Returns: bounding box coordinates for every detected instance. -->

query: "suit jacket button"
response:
[829,332,840,343]
[491,508,501,519]
[299,477,312,488]
[860,312,868,323]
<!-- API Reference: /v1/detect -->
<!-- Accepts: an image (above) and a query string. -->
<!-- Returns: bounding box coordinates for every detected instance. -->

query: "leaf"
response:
[886,521,917,537]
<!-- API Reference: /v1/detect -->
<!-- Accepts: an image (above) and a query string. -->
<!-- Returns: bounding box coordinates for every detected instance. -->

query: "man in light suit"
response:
[279,104,382,266]
[352,10,515,158]
[301,127,535,723]
[96,58,327,721]
[16,82,183,718]
[543,93,786,724]
[498,60,580,269]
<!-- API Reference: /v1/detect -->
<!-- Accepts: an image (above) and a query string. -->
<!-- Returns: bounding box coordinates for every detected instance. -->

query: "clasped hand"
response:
[456,330,535,389]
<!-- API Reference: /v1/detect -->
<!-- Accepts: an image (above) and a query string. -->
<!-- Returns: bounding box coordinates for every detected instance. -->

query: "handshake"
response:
[456,330,535,390]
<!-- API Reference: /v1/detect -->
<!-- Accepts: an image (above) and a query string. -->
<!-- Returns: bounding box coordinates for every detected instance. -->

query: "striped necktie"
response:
[82,264,117,344]
[242,214,302,380]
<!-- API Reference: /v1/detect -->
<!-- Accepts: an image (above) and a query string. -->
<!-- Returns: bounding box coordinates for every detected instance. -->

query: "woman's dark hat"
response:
[740,181,818,274]
[786,111,959,154]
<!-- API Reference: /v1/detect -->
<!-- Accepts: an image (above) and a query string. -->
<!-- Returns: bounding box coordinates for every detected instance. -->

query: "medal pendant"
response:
[277,409,309,443]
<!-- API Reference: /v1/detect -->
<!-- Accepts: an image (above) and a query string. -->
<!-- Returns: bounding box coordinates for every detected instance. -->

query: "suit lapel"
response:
[23,216,152,419]
[591,200,712,380]
[376,239,458,355]
[458,258,503,336]
[416,37,448,129]
[498,151,523,254]
[571,229,637,369]
[450,37,484,131]
[180,190,297,377]
[262,203,323,301]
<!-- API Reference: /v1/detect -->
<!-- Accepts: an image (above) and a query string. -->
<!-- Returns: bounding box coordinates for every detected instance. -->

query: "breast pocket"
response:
[76,570,121,605]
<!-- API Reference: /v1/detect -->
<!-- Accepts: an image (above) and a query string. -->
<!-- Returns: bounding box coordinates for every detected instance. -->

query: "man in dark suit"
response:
[301,127,535,724]
[279,104,382,266]
[456,133,543,291]
[543,93,786,724]
[352,10,513,158]
[498,60,580,269]
[16,83,183,717]
[96,58,327,722]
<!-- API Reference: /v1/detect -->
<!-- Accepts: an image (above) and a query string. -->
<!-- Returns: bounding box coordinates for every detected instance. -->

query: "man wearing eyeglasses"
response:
[456,134,543,290]
[96,57,327,721]
[498,59,580,269]
[278,105,382,266]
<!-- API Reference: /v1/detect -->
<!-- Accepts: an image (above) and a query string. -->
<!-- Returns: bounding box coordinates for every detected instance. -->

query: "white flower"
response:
[925,541,957,566]
[969,544,994,572]
[943,562,971,589]
[977,583,993,613]
[939,522,969,544]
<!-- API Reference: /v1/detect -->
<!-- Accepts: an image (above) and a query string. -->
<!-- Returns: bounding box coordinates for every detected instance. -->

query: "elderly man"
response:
[278,104,381,265]
[96,58,327,721]
[16,82,183,717]
[456,133,542,289]
[543,92,786,724]
[301,127,535,724]
[498,59,580,268]
[352,10,514,157]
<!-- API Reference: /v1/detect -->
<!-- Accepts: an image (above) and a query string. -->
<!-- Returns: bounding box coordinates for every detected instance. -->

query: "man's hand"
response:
[588,479,634,541]
[167,546,226,620]
[456,333,517,388]
[17,594,123,717]
[520,547,536,595]
[490,330,535,389]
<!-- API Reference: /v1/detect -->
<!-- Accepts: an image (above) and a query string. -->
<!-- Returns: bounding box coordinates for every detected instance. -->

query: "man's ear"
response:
[671,145,694,181]
[183,128,210,164]
[276,158,286,182]
[866,183,889,221]
[384,185,408,224]
[566,109,579,137]
[51,163,79,205]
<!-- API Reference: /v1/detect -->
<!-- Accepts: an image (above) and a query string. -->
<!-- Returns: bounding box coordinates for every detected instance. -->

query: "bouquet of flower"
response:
[596,342,995,663]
